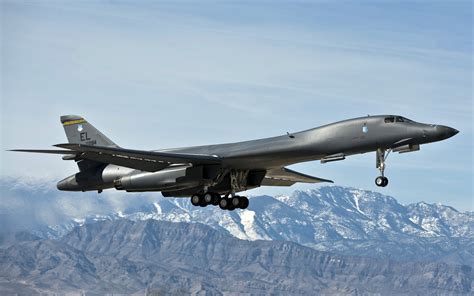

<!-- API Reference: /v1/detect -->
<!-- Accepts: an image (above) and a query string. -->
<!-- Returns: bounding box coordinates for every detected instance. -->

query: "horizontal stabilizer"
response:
[262,167,333,186]
[9,149,78,154]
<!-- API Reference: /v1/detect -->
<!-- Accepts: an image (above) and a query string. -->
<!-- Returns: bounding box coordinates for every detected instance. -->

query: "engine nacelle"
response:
[113,165,221,191]
[113,166,188,191]
[57,164,222,192]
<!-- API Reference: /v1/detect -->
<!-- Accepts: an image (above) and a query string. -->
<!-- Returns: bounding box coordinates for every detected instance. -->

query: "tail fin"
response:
[61,115,118,172]
[60,115,118,147]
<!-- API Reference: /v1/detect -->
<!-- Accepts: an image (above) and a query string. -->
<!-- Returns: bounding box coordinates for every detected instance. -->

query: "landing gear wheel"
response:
[231,196,241,208]
[203,193,214,204]
[239,196,249,209]
[375,176,384,187]
[191,194,202,206]
[375,176,389,187]
[219,198,229,210]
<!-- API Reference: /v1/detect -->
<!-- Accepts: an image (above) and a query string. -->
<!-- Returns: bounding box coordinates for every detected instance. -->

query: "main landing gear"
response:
[375,148,390,187]
[190,193,249,211]
[190,170,250,211]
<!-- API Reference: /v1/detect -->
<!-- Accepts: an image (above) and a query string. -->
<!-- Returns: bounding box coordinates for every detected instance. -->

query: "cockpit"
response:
[384,116,412,123]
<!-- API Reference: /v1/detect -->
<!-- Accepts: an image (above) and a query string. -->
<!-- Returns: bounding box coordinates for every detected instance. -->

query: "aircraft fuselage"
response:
[157,115,457,169]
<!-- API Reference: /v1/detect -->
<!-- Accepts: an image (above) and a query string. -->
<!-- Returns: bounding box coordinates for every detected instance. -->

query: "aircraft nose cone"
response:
[436,125,459,140]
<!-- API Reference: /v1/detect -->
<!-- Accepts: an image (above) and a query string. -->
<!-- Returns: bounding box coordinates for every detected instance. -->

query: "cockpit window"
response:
[396,116,414,123]
[384,117,395,123]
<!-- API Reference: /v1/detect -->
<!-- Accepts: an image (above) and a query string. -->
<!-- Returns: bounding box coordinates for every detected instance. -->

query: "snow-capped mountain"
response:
[109,187,474,265]
[1,177,472,265]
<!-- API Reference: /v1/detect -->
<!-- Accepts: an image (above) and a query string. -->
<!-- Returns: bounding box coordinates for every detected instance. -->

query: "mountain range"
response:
[122,186,474,266]
[1,177,473,266]
[1,219,472,295]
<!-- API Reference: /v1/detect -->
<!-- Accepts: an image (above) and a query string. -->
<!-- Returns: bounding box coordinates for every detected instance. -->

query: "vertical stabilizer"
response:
[60,115,118,171]
[60,115,118,147]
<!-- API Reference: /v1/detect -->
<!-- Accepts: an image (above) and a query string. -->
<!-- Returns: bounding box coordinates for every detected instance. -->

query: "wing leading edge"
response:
[262,167,333,186]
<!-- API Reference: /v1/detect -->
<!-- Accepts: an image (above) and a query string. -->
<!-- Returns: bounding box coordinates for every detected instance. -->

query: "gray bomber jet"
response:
[11,115,458,211]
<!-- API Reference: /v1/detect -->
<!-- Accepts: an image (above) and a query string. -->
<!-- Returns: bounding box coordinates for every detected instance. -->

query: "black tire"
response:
[231,196,241,207]
[375,176,384,187]
[219,198,228,210]
[191,194,202,206]
[239,196,249,209]
[382,177,389,187]
[203,193,214,204]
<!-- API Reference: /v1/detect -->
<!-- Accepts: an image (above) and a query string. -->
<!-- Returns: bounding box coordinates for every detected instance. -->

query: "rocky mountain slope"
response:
[0,219,472,295]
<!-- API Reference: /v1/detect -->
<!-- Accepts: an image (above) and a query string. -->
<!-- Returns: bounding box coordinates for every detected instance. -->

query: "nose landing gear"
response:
[375,148,390,187]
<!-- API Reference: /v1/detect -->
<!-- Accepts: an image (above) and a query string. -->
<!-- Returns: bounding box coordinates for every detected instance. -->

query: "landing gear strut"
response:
[224,170,250,210]
[375,148,390,187]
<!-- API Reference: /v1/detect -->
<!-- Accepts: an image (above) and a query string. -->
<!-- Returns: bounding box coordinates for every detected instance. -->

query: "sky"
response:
[1,1,472,210]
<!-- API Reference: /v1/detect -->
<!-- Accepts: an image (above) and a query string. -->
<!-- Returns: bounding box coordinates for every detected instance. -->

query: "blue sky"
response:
[1,1,472,210]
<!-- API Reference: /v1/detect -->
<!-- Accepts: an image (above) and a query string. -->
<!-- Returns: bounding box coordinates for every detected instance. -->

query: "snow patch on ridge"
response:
[153,202,162,215]
[240,210,265,241]
[352,191,365,215]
